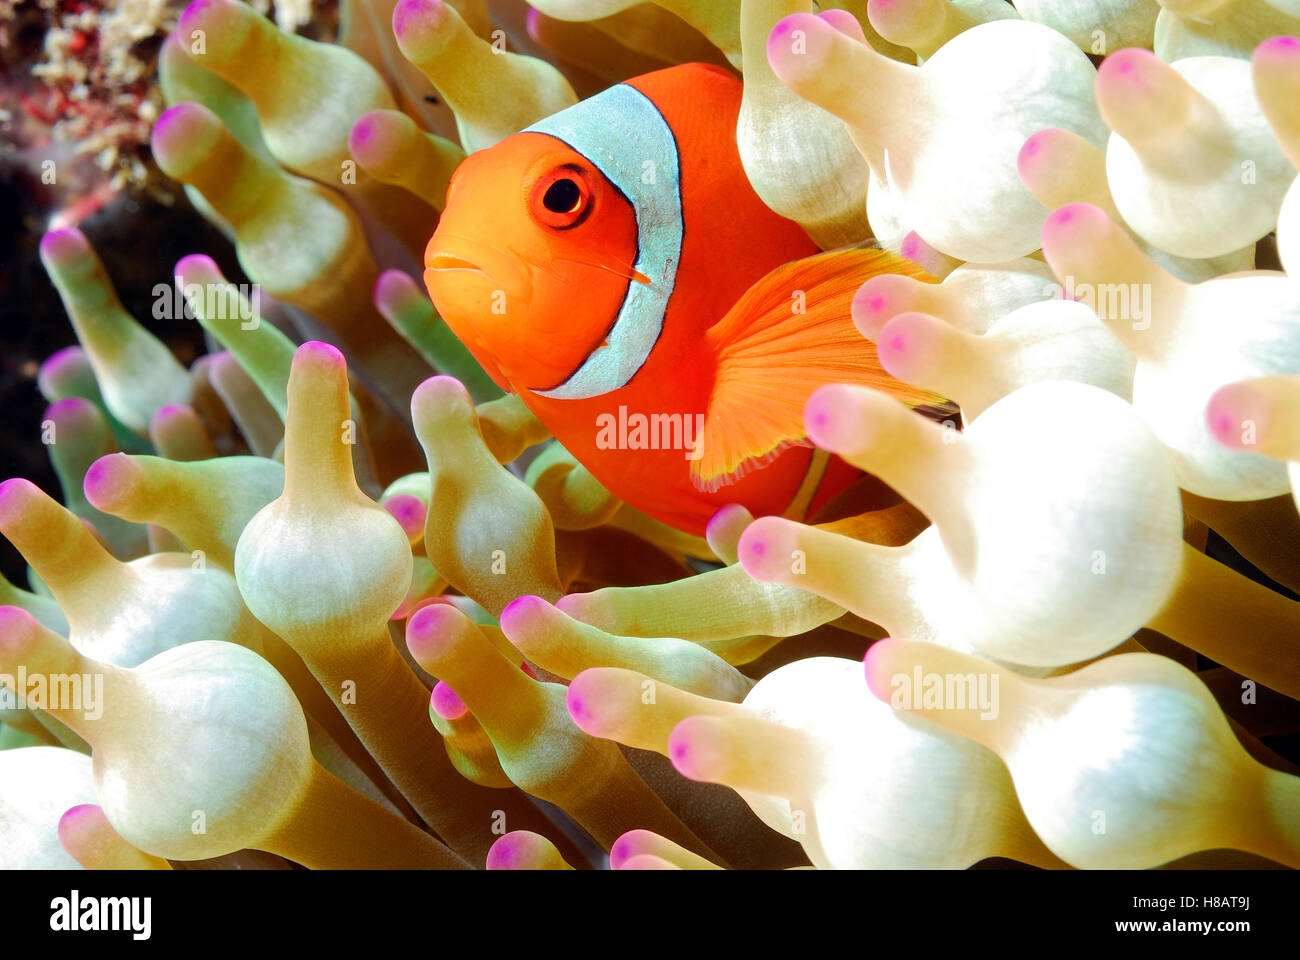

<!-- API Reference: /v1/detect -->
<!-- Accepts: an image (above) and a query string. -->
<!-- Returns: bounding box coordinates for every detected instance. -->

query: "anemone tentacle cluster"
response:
[3,0,1300,872]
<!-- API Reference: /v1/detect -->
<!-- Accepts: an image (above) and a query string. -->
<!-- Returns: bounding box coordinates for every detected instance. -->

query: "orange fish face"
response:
[424,132,640,394]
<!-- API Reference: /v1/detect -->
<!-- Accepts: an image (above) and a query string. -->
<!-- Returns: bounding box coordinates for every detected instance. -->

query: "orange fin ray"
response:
[692,248,947,489]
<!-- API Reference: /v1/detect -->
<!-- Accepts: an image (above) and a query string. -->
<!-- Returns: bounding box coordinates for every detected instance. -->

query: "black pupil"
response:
[542,178,581,214]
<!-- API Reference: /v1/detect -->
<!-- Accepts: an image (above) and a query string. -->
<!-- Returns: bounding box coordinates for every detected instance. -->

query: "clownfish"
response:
[424,63,945,536]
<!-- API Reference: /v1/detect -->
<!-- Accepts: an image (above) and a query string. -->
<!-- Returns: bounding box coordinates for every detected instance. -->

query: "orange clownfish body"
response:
[425,63,940,536]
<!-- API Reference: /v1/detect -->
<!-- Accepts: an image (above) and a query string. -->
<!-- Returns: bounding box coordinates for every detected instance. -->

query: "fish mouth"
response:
[424,233,532,302]
[426,253,484,273]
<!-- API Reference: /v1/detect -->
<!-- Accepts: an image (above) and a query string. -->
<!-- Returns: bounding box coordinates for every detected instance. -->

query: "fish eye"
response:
[543,178,581,214]
[529,166,593,230]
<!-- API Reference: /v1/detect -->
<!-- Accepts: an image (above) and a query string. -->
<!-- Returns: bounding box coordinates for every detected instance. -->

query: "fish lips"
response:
[423,233,533,304]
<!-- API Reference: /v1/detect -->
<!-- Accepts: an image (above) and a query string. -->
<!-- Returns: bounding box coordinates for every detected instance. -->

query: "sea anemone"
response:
[2,0,1299,876]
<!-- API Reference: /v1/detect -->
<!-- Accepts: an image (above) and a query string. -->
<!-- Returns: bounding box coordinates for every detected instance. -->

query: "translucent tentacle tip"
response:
[57,804,103,854]
[498,593,551,634]
[485,831,562,870]
[608,831,650,870]
[1016,128,1069,182]
[82,453,136,513]
[38,226,92,268]
[39,346,89,384]
[392,0,452,52]
[0,605,42,658]
[43,396,99,431]
[405,600,463,662]
[852,275,914,342]
[293,339,346,374]
[818,7,866,40]
[876,313,946,382]
[666,716,723,782]
[1039,202,1112,266]
[0,477,42,531]
[862,637,901,704]
[174,253,222,286]
[176,0,254,60]
[803,383,869,453]
[564,669,620,738]
[430,681,468,721]
[151,103,222,173]
[736,515,801,583]
[348,113,396,169]
[1205,383,1268,451]
[412,374,472,410]
[373,270,422,315]
[767,13,838,86]
[152,403,194,427]
[1255,35,1300,64]
[383,494,428,541]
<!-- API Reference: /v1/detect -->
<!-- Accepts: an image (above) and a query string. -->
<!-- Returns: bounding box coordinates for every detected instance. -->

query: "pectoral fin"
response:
[692,248,950,491]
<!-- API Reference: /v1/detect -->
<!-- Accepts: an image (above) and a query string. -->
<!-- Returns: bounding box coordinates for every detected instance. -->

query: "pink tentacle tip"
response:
[392,0,444,39]
[296,340,344,363]
[862,638,897,703]
[154,403,190,422]
[1017,130,1055,179]
[405,601,460,660]
[738,517,795,582]
[553,593,581,618]
[485,834,522,870]
[372,270,412,311]
[804,385,857,452]
[1205,387,1255,449]
[564,680,592,729]
[500,594,548,632]
[1098,48,1159,94]
[818,7,865,41]
[609,837,632,869]
[40,345,84,375]
[349,115,376,149]
[43,396,91,421]
[704,504,746,542]
[39,227,88,263]
[877,314,939,380]
[412,374,471,411]
[84,454,135,510]
[383,494,427,535]
[291,341,346,379]
[1043,201,1106,239]
[174,253,218,278]
[0,477,39,524]
[667,721,713,781]
[178,0,222,30]
[57,804,100,847]
[767,13,830,77]
[1257,35,1300,57]
[852,283,900,342]
[0,606,39,656]
[150,103,191,142]
[430,681,468,720]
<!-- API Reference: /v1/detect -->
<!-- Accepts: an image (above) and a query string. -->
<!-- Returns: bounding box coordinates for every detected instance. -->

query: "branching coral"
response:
[3,0,1300,878]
